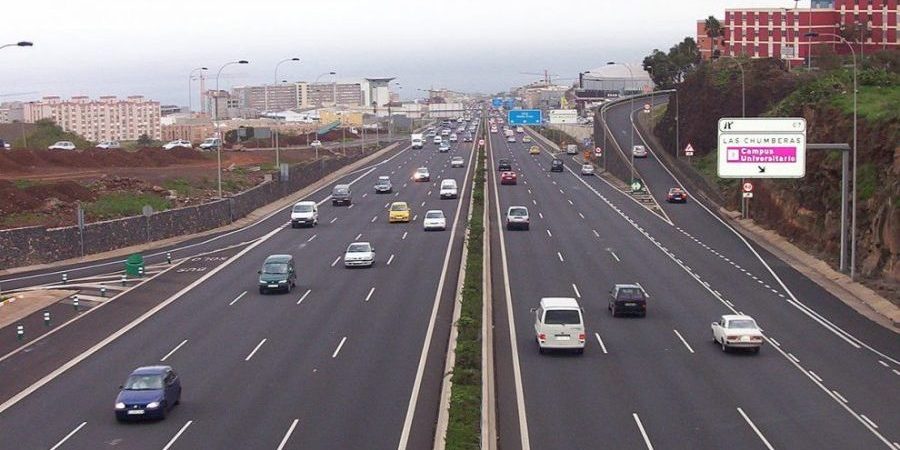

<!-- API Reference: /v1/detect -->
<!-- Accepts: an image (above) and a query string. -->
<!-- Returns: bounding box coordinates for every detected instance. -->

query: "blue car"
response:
[115,366,181,421]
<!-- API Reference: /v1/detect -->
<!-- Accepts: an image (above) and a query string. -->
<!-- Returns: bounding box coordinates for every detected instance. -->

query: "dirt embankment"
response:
[652,57,899,298]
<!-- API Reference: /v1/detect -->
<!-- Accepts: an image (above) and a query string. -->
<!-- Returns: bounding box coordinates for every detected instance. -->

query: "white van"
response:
[439,179,458,199]
[290,201,318,228]
[532,297,586,354]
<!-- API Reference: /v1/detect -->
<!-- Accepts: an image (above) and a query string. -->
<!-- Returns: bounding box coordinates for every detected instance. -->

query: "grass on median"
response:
[84,192,170,220]
[445,128,486,450]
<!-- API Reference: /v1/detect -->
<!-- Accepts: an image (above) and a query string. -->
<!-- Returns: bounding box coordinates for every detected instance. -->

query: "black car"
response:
[258,254,297,294]
[550,159,564,172]
[609,284,647,317]
[497,159,512,171]
[331,184,352,206]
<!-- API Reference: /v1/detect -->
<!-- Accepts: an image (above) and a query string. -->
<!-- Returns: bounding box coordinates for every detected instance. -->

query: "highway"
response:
[488,106,900,450]
[0,125,477,449]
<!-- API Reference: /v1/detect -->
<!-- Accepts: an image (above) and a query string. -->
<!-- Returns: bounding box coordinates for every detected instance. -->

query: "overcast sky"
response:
[1,0,805,106]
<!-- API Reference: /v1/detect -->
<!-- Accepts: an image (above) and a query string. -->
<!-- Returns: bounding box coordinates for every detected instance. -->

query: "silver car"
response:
[450,156,465,168]
[344,242,375,268]
[632,145,648,158]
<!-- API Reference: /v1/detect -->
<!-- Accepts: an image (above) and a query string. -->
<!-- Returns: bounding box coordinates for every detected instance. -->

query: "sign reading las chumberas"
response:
[717,118,806,179]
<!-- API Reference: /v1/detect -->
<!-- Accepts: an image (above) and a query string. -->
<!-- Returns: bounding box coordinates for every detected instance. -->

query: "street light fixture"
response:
[806,31,858,278]
[268,57,300,113]
[607,61,637,187]
[214,59,249,199]
[188,67,208,114]
[0,41,33,50]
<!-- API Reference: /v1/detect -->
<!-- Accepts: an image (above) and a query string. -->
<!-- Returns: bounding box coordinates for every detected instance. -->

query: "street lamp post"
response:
[607,62,636,187]
[188,67,208,114]
[0,41,33,51]
[214,60,249,199]
[312,71,336,143]
[269,57,300,113]
[806,31,857,278]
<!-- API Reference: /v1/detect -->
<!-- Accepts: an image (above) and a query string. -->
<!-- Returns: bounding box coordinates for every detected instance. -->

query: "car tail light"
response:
[578,333,586,342]
[538,333,546,341]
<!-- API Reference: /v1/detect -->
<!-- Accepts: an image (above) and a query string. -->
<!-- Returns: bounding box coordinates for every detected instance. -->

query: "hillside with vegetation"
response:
[646,50,898,295]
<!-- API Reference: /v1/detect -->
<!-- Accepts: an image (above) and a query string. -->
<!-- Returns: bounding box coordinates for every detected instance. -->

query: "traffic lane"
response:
[498,132,890,449]
[0,143,435,448]
[543,136,900,440]
[0,143,416,292]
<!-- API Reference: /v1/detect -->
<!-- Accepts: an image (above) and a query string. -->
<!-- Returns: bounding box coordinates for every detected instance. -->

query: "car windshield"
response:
[348,244,370,253]
[293,205,313,213]
[391,204,408,211]
[124,374,164,390]
[552,160,562,166]
[617,288,645,300]
[263,263,288,274]
[727,319,758,329]
[425,211,444,219]
[509,208,528,216]
[417,169,428,174]
[544,310,581,325]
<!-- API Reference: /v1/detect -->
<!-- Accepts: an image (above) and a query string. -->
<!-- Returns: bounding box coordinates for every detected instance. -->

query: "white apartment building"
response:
[23,95,161,142]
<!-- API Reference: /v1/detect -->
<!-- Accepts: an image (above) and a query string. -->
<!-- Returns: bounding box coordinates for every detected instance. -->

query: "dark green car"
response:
[258,255,296,294]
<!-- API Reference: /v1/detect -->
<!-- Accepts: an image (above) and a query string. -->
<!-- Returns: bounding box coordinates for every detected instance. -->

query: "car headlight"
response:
[146,402,160,409]
[278,280,287,284]
[115,402,126,409]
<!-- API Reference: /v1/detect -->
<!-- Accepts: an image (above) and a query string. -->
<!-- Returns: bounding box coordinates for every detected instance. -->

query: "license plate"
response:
[555,335,570,341]
[127,410,145,415]
[741,336,751,342]
[625,302,636,306]
[268,284,278,288]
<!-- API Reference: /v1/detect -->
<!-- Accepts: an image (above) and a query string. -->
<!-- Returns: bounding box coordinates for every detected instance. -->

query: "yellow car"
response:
[389,201,411,223]
[529,145,540,155]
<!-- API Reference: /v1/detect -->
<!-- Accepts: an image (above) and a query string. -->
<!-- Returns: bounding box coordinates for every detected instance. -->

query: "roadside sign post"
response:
[43,310,51,327]
[684,143,695,164]
[16,324,23,341]
[643,103,651,113]
[630,178,644,193]
[741,181,754,219]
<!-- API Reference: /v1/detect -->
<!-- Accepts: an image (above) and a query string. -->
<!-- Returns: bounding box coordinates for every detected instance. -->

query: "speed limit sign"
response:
[478,139,485,147]
[742,182,753,192]
[594,146,603,157]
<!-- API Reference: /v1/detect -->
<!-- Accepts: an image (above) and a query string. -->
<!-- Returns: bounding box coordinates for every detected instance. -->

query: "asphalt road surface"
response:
[0,125,477,450]
[488,112,899,450]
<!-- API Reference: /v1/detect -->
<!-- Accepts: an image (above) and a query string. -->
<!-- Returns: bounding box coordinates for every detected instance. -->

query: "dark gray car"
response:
[332,184,352,206]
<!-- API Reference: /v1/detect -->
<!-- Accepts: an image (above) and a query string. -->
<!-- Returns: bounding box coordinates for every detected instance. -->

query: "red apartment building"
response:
[702,1,898,66]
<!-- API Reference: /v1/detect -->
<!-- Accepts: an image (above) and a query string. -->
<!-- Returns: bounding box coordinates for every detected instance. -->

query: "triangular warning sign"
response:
[684,143,694,152]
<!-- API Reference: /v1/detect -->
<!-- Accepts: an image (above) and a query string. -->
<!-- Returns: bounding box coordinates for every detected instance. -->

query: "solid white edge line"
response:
[594,333,608,354]
[228,291,248,306]
[0,224,285,415]
[397,122,478,450]
[632,413,654,450]
[49,421,86,450]
[365,287,375,302]
[488,132,532,450]
[860,414,879,429]
[297,289,311,305]
[672,329,695,354]
[245,338,267,361]
[162,420,193,450]
[630,103,884,358]
[737,407,775,450]
[332,336,347,358]
[160,339,189,362]
[276,418,300,450]
[832,390,849,404]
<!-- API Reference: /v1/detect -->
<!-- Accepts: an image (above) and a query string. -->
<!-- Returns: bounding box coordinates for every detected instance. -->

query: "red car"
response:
[666,187,688,203]
[500,171,517,185]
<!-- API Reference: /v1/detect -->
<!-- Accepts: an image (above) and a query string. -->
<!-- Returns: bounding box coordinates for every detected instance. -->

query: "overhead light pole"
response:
[0,41,33,51]
[806,31,857,278]
[214,59,249,199]
[269,57,300,113]
[188,67,208,114]
[312,71,336,143]
[607,61,636,187]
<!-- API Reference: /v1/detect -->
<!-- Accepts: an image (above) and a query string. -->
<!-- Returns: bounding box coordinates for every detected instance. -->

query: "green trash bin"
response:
[125,253,145,277]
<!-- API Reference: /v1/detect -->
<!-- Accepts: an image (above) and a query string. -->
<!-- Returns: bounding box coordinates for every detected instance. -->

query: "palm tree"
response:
[705,16,724,59]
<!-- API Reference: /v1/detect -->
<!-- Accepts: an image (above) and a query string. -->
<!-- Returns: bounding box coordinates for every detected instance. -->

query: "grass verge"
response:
[444,132,486,449]
[84,193,170,220]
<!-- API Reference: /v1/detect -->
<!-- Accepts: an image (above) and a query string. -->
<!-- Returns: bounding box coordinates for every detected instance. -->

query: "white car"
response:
[711,315,764,353]
[290,201,318,228]
[581,164,594,176]
[516,126,524,133]
[506,206,529,230]
[414,167,430,182]
[440,129,450,136]
[96,140,121,149]
[310,140,322,148]
[163,139,193,150]
[343,242,375,268]
[448,133,458,143]
[48,141,76,151]
[439,179,458,199]
[632,145,648,158]
[450,156,465,168]
[532,297,586,354]
[199,138,220,150]
[423,210,447,231]
[433,136,443,145]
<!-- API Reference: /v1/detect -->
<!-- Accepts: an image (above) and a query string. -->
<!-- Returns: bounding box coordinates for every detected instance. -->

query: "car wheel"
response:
[721,341,728,352]
[523,224,529,231]
[259,287,266,295]
[640,311,647,318]
[291,223,297,229]
[611,305,617,317]
[158,403,167,420]
[753,347,761,354]
[575,348,584,355]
